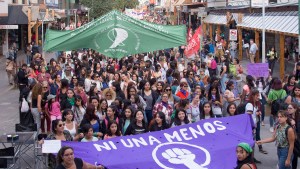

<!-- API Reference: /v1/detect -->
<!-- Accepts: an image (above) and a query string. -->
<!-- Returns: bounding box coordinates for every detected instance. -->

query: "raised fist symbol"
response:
[162,148,206,169]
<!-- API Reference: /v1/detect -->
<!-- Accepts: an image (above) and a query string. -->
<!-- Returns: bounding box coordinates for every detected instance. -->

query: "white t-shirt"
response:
[245,103,258,125]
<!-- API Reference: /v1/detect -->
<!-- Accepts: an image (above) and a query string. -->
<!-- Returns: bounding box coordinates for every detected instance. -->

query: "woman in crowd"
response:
[62,109,82,141]
[283,75,296,96]
[257,111,295,169]
[41,81,51,133]
[56,146,104,169]
[138,81,158,123]
[234,142,257,169]
[227,103,238,116]
[241,75,256,102]
[31,83,43,131]
[176,82,190,99]
[186,93,201,122]
[285,84,300,106]
[80,105,105,140]
[207,84,223,118]
[120,106,134,135]
[72,95,86,124]
[200,102,215,120]
[104,120,122,140]
[81,124,99,142]
[268,79,287,132]
[152,92,173,124]
[125,109,148,135]
[149,112,169,131]
[171,108,190,127]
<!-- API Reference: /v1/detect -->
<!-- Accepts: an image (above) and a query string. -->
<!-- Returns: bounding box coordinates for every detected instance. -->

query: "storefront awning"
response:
[203,13,238,25]
[0,5,28,25]
[237,11,298,36]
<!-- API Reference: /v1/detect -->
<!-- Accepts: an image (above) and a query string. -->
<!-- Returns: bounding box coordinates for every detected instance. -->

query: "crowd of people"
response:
[1,18,295,168]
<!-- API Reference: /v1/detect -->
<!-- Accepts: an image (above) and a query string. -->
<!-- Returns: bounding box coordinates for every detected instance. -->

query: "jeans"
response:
[269,59,276,75]
[256,120,261,141]
[220,74,228,93]
[41,114,51,133]
[260,96,267,122]
[31,108,41,131]
[270,115,275,128]
[26,54,31,65]
[277,147,293,169]
[230,49,236,59]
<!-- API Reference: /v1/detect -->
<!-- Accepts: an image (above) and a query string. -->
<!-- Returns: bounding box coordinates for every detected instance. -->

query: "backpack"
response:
[236,102,249,115]
[211,59,217,69]
[270,90,288,116]
[229,64,237,77]
[283,126,300,157]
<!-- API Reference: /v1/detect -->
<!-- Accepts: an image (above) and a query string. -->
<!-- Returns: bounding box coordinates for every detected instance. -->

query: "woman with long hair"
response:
[285,84,300,106]
[207,84,223,118]
[241,75,256,102]
[256,77,267,126]
[72,95,86,124]
[171,108,190,127]
[149,112,169,131]
[124,109,148,135]
[234,142,256,169]
[200,102,215,120]
[138,81,159,123]
[283,75,296,95]
[187,93,201,122]
[257,111,295,169]
[227,103,237,116]
[268,79,287,132]
[31,83,43,131]
[80,104,105,140]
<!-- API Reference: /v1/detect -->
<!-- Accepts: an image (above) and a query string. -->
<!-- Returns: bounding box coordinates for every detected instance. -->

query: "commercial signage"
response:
[46,0,59,8]
[197,7,207,17]
[251,0,268,7]
[0,25,19,29]
[229,29,237,41]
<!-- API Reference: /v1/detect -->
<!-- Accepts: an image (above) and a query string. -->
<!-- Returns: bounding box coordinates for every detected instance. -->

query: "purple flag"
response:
[62,114,254,169]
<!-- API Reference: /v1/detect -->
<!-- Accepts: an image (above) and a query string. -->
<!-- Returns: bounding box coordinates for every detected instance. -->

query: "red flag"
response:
[185,27,201,57]
[187,28,193,42]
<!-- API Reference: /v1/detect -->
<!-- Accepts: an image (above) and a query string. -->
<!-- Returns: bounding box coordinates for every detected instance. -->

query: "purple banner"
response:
[247,63,269,77]
[62,114,254,169]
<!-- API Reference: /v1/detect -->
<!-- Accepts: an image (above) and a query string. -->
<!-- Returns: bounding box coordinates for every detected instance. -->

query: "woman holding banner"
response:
[235,142,257,169]
[56,146,104,169]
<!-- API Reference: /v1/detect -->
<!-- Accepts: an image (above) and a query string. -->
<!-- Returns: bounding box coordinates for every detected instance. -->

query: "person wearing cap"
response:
[235,142,256,169]
[45,94,62,123]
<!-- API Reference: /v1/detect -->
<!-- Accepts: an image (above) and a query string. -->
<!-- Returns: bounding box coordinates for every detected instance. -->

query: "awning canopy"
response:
[0,5,28,25]
[203,13,238,25]
[237,11,298,36]
[44,10,187,59]
[174,0,186,6]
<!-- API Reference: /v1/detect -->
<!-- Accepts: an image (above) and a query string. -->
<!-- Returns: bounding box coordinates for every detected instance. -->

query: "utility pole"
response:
[262,0,265,63]
[67,0,70,26]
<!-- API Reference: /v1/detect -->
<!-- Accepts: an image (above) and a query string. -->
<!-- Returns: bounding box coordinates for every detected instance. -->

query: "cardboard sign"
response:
[247,63,269,77]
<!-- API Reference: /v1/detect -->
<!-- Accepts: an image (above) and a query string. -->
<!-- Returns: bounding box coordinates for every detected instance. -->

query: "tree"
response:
[80,0,139,19]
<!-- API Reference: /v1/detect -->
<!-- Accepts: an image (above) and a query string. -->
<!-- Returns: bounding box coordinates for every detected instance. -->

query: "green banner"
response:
[44,10,187,58]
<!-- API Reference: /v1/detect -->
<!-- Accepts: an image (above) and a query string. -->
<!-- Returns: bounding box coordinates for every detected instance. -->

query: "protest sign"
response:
[247,63,269,77]
[62,114,253,169]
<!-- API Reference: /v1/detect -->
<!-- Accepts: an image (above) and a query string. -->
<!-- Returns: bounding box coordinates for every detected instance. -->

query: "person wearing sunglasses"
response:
[176,82,190,99]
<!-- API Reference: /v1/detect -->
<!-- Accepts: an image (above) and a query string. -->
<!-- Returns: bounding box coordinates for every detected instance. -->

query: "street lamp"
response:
[39,11,46,58]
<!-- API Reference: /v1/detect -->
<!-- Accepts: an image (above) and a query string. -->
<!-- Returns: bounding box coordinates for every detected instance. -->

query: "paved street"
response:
[0,52,298,168]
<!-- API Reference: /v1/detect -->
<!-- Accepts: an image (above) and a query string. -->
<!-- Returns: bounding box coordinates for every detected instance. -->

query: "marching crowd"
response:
[2,19,297,168]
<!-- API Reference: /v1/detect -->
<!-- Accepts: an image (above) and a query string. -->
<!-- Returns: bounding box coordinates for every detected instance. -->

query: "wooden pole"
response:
[28,8,32,44]
[202,23,206,39]
[238,27,243,60]
[209,24,213,41]
[217,25,221,41]
[280,34,285,80]
[255,30,260,63]
[35,22,39,45]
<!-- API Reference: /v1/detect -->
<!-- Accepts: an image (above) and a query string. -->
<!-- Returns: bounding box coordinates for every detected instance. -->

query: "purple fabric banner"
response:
[247,63,269,77]
[62,114,254,169]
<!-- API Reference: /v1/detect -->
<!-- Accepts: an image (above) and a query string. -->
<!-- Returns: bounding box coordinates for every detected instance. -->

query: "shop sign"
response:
[0,25,18,29]
[182,6,188,12]
[197,7,207,17]
[229,29,237,41]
